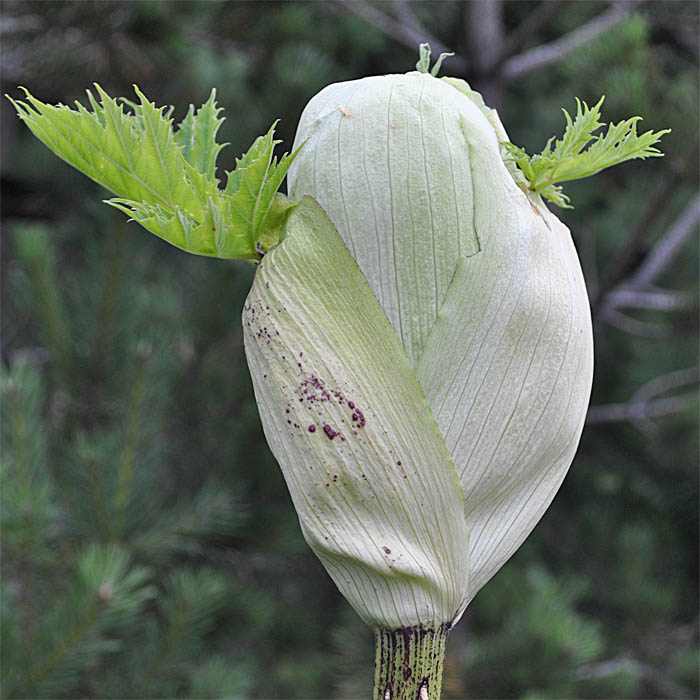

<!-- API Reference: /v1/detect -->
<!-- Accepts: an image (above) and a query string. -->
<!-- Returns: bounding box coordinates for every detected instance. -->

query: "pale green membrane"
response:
[417,121,593,602]
[288,73,594,608]
[288,73,484,367]
[243,197,469,629]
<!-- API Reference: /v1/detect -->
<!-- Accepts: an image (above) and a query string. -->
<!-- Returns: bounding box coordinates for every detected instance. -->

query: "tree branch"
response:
[597,195,700,333]
[465,0,503,75]
[586,394,696,426]
[604,287,694,312]
[586,367,699,430]
[501,2,631,81]
[602,309,674,338]
[625,194,700,290]
[593,166,685,308]
[337,0,469,74]
[577,654,694,698]
[465,0,505,105]
[500,0,565,58]
[630,366,699,404]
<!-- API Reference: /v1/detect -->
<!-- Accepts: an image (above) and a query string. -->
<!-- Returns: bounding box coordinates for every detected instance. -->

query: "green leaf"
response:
[225,123,304,254]
[174,88,227,181]
[503,96,671,208]
[7,86,301,259]
[243,196,470,629]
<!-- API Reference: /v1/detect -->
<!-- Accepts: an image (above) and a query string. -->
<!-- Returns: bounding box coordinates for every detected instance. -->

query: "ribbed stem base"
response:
[372,625,450,700]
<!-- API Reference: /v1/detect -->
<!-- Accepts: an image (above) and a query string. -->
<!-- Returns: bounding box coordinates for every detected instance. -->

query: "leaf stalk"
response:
[373,625,450,700]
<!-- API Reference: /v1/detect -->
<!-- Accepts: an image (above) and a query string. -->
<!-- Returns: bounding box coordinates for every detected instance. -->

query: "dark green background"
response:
[2,2,698,698]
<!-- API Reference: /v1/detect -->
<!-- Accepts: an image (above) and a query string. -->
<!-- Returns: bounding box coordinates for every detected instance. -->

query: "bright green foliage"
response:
[504,96,670,207]
[223,124,305,253]
[7,86,300,259]
[174,90,228,181]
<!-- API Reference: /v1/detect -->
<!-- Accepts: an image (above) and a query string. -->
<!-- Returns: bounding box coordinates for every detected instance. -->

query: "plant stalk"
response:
[373,625,450,700]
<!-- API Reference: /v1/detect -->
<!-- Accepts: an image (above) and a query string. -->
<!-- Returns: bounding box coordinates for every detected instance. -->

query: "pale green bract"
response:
[287,69,594,618]
[243,196,469,628]
[8,85,301,259]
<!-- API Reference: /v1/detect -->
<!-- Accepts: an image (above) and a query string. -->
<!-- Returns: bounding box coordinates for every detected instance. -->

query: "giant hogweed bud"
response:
[242,59,595,698]
[13,49,668,699]
[280,67,594,617]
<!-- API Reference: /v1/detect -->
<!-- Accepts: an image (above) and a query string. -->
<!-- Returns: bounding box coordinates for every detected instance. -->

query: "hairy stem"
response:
[373,625,450,700]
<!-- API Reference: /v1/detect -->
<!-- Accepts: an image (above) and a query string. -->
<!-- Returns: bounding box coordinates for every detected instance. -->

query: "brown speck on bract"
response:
[339,106,351,117]
[382,546,391,555]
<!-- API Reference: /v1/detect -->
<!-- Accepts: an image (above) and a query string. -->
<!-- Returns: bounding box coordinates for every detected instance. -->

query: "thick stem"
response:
[373,625,450,700]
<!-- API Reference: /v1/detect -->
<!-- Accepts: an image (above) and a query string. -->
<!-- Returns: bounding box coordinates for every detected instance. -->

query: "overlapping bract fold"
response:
[243,197,470,629]
[287,72,594,608]
[8,86,300,259]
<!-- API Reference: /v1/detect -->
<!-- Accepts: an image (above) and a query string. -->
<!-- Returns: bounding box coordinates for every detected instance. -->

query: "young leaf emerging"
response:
[174,89,227,181]
[7,86,301,258]
[503,96,670,208]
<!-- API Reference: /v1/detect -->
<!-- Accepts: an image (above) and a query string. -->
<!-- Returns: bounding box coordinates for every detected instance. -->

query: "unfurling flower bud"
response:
[244,67,594,634]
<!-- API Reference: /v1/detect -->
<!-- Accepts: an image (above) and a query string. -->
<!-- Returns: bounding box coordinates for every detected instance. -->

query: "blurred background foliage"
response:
[1,1,697,698]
